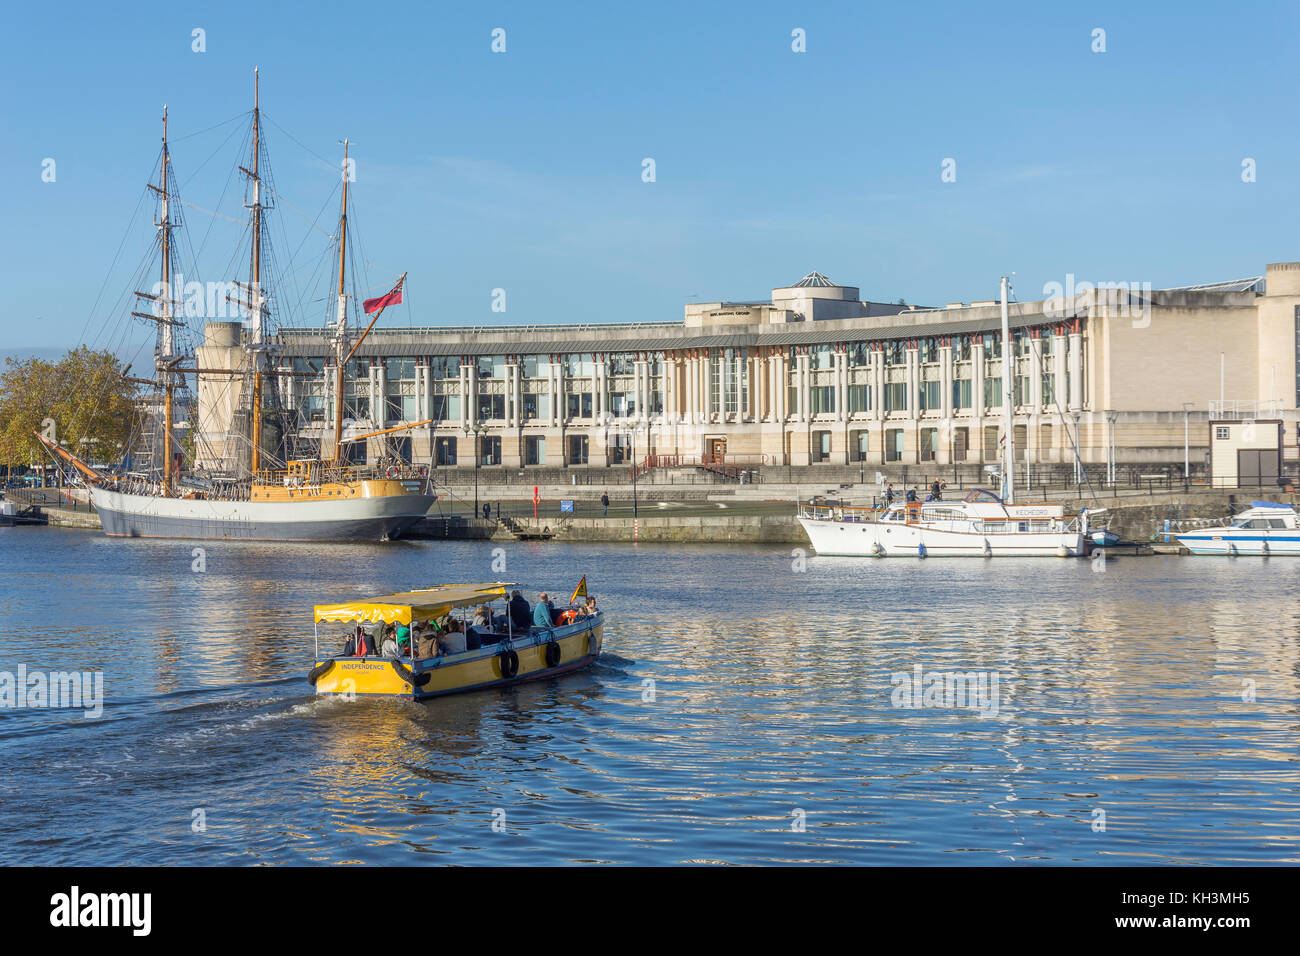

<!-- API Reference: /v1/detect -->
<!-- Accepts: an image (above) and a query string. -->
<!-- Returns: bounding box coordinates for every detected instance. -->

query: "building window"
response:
[810,386,836,415]
[812,430,832,462]
[710,348,747,415]
[848,342,870,367]
[884,382,907,412]
[344,396,370,422]
[478,394,505,420]
[983,425,1000,459]
[810,344,834,371]
[385,358,416,380]
[525,436,546,466]
[607,353,634,375]
[956,336,972,360]
[982,333,1002,359]
[1014,375,1030,407]
[431,394,459,422]
[848,384,871,413]
[523,394,549,420]
[953,427,969,461]
[920,427,938,461]
[608,391,635,417]
[1215,426,1230,440]
[567,434,589,465]
[565,354,594,377]
[952,378,972,410]
[884,341,905,365]
[476,355,505,379]
[479,436,501,465]
[434,437,457,466]
[918,381,940,411]
[885,428,904,462]
[1041,372,1055,405]
[983,377,1002,408]
[920,338,939,363]
[428,357,458,379]
[566,393,593,419]
[851,429,869,462]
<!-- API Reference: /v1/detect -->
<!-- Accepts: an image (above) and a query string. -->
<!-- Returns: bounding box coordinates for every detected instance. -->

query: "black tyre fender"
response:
[544,640,562,668]
[307,659,336,685]
[391,659,431,687]
[498,649,519,679]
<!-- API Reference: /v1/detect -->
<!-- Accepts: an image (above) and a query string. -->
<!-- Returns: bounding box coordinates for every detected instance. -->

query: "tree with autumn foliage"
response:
[0,348,136,467]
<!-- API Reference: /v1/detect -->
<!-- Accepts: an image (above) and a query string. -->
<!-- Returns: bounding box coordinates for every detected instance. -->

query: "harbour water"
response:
[1,527,1297,865]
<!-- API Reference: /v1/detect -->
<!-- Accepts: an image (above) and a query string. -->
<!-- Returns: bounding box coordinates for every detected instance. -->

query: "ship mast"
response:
[242,68,267,475]
[140,105,180,495]
[331,139,350,462]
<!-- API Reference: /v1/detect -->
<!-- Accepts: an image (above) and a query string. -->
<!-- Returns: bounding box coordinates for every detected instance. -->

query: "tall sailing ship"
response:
[39,73,435,541]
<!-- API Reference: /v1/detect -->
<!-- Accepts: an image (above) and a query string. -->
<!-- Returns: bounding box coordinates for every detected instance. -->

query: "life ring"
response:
[544,641,562,668]
[391,659,431,687]
[307,659,335,685]
[417,465,429,478]
[386,465,401,479]
[498,650,519,679]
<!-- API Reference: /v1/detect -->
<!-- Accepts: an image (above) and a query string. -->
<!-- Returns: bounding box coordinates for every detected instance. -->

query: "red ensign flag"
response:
[363,278,404,314]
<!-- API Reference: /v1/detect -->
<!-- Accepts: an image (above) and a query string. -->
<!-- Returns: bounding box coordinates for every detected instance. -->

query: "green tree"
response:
[0,348,135,467]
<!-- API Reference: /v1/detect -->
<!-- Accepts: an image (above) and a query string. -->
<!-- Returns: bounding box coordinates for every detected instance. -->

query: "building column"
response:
[1067,327,1083,412]
[906,346,919,422]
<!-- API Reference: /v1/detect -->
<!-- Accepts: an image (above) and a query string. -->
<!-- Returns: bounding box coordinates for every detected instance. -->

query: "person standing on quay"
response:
[601,492,609,517]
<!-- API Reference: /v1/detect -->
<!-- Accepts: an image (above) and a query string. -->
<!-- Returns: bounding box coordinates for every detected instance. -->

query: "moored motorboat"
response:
[798,488,1089,557]
[308,582,603,700]
[1174,501,1300,555]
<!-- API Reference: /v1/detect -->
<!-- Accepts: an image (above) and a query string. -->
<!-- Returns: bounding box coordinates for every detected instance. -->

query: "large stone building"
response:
[194,263,1300,476]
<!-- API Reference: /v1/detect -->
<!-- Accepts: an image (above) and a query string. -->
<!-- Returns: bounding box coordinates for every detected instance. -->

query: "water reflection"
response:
[1,529,1298,864]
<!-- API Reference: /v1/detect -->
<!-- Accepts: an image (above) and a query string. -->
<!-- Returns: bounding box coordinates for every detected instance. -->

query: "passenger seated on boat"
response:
[414,622,440,659]
[508,590,532,630]
[472,605,492,631]
[533,593,556,628]
[438,620,468,656]
[379,623,399,657]
[343,626,375,657]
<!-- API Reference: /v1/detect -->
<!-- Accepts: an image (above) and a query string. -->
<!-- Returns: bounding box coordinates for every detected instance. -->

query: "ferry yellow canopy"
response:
[314,582,513,625]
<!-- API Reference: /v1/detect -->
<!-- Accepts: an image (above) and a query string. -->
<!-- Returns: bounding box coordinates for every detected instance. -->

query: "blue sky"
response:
[2,0,1298,358]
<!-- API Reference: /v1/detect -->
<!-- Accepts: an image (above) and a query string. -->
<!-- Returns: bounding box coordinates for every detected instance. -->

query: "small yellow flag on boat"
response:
[570,575,587,604]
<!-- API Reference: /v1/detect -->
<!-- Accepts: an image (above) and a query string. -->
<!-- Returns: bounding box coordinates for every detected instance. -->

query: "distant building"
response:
[194,263,1300,475]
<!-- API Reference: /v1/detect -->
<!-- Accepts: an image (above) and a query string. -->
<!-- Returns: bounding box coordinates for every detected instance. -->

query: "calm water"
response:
[0,527,1297,865]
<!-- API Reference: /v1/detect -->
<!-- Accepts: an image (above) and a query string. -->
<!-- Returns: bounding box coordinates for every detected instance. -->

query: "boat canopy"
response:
[314,582,513,625]
[1250,500,1292,510]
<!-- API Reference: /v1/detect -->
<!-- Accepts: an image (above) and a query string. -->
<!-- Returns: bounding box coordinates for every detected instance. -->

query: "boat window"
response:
[1268,518,1288,528]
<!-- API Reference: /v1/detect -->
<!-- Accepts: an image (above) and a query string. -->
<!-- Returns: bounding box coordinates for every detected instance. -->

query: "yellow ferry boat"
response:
[308,582,603,700]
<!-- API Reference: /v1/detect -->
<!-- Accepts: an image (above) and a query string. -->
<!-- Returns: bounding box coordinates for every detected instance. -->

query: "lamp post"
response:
[1182,401,1193,485]
[624,416,647,518]
[462,421,484,515]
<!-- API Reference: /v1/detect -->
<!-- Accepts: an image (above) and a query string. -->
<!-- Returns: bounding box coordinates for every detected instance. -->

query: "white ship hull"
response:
[1175,531,1300,555]
[799,516,1084,557]
[89,486,434,541]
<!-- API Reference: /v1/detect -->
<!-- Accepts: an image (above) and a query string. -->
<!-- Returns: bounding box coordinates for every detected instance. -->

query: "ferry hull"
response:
[90,487,434,541]
[799,517,1084,557]
[313,620,603,701]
